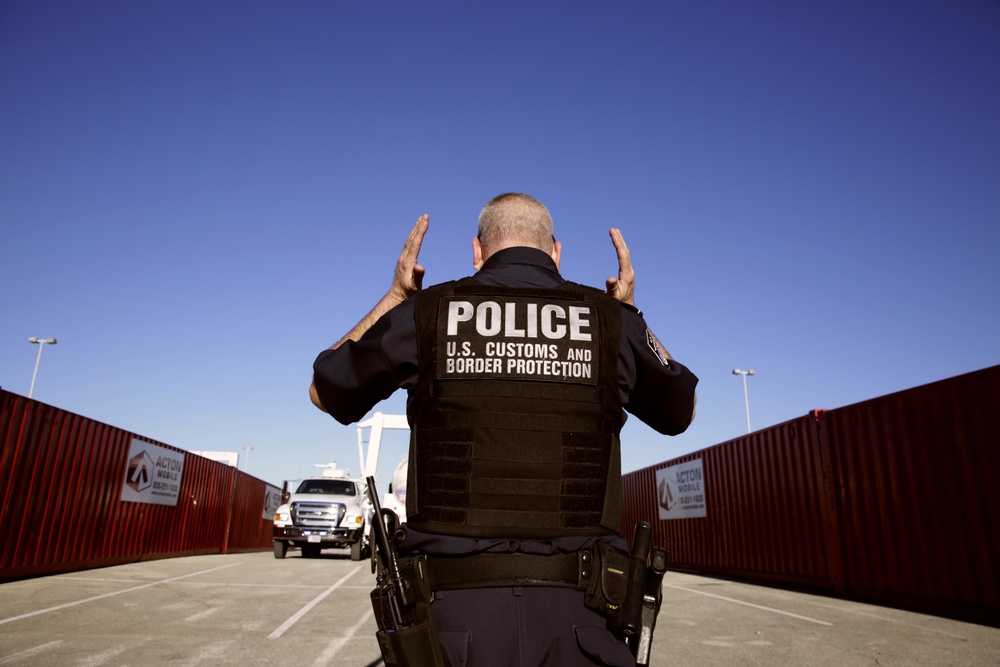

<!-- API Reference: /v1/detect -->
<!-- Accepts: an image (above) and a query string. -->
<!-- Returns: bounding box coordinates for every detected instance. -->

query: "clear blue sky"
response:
[2,1,998,489]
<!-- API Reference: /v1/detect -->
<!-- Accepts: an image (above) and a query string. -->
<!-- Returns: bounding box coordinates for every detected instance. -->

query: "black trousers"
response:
[430,586,636,667]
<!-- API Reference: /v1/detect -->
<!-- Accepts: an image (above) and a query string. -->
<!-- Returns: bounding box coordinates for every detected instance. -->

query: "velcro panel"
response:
[472,459,562,480]
[420,505,468,525]
[465,427,566,530]
[416,427,474,525]
[473,477,562,497]
[421,475,469,493]
[561,462,607,482]
[562,437,611,462]
[441,411,603,433]
[562,479,606,497]
[435,380,600,403]
[560,433,613,530]
[476,432,564,464]
[421,440,472,479]
[470,493,562,512]
[419,429,473,452]
[560,495,604,512]
[562,513,606,529]
[466,508,562,530]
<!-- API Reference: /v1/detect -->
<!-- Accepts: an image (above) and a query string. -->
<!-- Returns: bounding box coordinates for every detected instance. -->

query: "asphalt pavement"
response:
[1,551,997,666]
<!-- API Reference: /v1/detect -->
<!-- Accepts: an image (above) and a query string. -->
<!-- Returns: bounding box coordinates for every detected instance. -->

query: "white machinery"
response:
[356,412,410,516]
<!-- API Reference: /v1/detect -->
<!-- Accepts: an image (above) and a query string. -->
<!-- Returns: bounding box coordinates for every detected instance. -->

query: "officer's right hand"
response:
[389,214,429,302]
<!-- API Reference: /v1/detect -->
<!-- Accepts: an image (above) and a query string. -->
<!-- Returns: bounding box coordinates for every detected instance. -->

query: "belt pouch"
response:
[583,541,629,621]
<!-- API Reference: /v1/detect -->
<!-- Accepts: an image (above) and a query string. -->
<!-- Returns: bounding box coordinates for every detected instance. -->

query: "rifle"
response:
[365,476,444,667]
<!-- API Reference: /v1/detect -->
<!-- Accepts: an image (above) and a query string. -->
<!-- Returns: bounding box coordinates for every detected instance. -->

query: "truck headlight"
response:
[345,515,364,525]
[274,511,289,522]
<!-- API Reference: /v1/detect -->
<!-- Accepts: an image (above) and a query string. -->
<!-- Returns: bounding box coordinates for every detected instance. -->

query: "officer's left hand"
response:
[606,227,635,306]
[389,214,429,302]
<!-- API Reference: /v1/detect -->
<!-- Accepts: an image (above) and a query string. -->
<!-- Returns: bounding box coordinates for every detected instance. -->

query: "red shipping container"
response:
[622,365,1000,626]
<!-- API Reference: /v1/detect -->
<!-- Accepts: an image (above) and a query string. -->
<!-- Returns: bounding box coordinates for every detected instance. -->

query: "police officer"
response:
[311,193,697,667]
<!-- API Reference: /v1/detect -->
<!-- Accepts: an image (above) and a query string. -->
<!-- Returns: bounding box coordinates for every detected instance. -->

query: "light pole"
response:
[732,368,756,434]
[28,337,57,399]
[242,446,254,472]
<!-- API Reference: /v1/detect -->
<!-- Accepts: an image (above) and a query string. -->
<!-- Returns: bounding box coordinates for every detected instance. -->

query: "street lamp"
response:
[242,446,254,472]
[28,337,57,399]
[732,368,756,434]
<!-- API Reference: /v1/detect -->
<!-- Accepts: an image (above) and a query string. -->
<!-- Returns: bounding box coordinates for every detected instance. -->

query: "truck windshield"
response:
[296,480,356,495]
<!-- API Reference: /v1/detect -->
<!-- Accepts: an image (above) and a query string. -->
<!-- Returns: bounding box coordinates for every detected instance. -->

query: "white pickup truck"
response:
[272,464,370,560]
[272,414,410,560]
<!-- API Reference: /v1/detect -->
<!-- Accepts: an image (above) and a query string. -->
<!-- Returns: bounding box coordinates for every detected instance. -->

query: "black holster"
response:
[582,524,667,666]
[370,555,445,667]
[375,623,443,667]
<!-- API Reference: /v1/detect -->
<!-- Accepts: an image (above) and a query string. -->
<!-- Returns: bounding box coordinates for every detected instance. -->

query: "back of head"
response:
[477,193,555,253]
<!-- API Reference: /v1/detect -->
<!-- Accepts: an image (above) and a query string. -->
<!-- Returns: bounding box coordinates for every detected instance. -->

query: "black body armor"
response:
[407,279,626,539]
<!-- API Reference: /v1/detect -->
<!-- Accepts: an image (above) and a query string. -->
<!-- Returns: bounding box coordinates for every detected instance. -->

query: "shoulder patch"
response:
[646,329,670,366]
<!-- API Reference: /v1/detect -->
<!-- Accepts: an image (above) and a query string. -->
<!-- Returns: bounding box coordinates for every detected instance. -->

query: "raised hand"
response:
[605,227,635,306]
[389,214,429,301]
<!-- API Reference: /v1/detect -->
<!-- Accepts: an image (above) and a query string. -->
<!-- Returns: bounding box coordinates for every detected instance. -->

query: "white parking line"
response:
[75,640,149,667]
[182,639,238,666]
[185,607,221,623]
[792,597,969,639]
[58,576,331,590]
[0,563,242,626]
[311,608,374,666]
[666,584,834,626]
[0,641,62,664]
[268,565,364,639]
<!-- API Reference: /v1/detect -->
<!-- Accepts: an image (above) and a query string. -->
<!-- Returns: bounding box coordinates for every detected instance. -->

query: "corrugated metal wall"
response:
[0,389,273,581]
[818,365,1000,622]
[623,415,834,589]
[622,365,1000,626]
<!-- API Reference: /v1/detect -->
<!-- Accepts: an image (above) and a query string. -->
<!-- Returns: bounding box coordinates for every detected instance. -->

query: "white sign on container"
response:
[263,484,283,520]
[120,438,185,506]
[655,458,707,519]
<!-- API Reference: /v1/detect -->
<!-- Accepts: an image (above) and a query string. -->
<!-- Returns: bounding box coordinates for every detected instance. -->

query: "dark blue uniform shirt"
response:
[313,247,698,557]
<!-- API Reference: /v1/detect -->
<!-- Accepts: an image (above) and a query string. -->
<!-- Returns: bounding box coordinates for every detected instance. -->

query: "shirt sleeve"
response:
[312,299,419,425]
[618,308,698,436]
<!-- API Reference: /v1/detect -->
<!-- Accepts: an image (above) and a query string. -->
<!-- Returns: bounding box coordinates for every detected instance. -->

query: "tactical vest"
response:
[407,278,625,539]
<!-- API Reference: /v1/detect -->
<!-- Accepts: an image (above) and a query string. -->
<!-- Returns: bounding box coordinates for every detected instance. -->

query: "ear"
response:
[550,240,562,270]
[472,236,485,271]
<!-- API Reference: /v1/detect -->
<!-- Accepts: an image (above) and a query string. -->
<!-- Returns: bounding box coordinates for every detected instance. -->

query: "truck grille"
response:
[291,502,346,528]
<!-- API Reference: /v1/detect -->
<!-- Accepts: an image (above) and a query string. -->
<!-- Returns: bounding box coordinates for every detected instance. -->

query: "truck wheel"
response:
[273,540,288,559]
[350,539,362,561]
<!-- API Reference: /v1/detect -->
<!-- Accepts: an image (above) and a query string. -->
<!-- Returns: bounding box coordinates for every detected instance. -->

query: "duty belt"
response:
[418,535,663,665]
[422,551,596,591]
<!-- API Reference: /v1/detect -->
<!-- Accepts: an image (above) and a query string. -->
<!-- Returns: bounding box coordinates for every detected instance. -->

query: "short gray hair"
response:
[477,193,555,252]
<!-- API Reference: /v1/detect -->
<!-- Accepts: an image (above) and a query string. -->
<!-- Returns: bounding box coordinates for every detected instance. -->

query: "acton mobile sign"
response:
[120,438,185,506]
[655,458,707,520]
